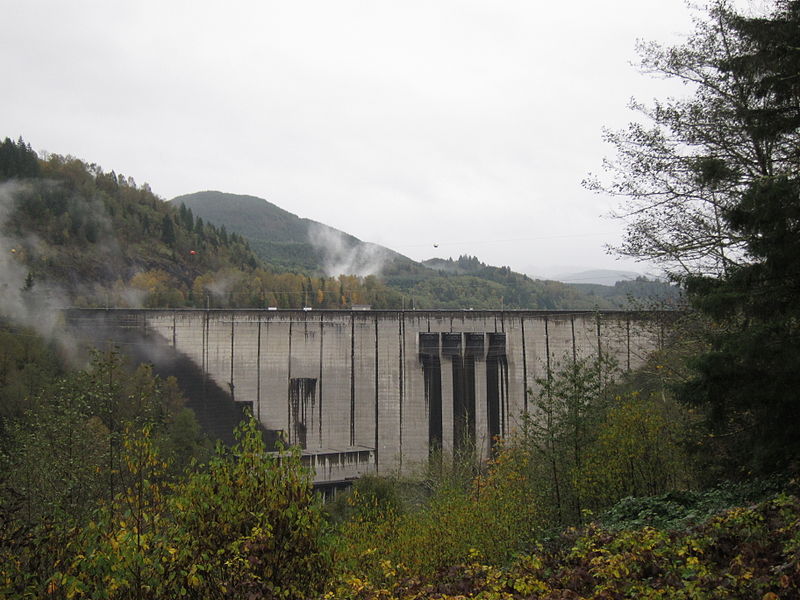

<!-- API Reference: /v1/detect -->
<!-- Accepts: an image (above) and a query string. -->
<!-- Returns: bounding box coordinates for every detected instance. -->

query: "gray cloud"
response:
[1,0,761,278]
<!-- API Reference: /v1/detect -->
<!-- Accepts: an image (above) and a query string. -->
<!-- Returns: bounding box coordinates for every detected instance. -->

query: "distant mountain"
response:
[570,278,683,307]
[172,191,680,310]
[1,137,673,313]
[554,269,643,285]
[172,191,411,276]
[524,269,644,286]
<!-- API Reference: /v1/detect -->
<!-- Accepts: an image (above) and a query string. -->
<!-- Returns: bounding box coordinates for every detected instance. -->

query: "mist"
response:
[0,182,70,338]
[308,223,390,277]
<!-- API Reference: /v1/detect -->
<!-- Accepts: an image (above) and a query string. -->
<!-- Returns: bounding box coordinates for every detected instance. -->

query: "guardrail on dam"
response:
[65,309,667,483]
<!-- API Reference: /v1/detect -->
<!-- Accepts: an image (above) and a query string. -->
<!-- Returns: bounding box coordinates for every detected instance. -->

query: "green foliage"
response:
[324,475,407,525]
[165,418,329,599]
[587,0,800,477]
[1,150,264,308]
[407,275,508,309]
[578,391,692,510]
[681,177,800,476]
[0,137,39,179]
[0,329,325,600]
[53,416,329,600]
[56,424,172,599]
[399,261,621,310]
[327,491,800,599]
[571,276,683,308]
[589,1,799,278]
[0,342,213,598]
[2,385,109,528]
[676,2,800,477]
[160,214,176,245]
[331,450,547,582]
[0,322,63,425]
[600,476,787,531]
[523,353,620,524]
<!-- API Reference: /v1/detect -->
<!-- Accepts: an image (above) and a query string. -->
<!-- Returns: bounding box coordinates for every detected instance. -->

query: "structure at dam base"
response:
[66,309,666,484]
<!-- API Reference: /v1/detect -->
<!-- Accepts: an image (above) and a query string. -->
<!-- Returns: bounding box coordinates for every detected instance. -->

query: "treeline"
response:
[1,139,664,311]
[415,255,681,309]
[0,139,406,310]
[389,255,630,310]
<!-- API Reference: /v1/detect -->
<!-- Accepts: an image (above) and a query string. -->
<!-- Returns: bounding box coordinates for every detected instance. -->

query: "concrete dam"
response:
[66,309,664,485]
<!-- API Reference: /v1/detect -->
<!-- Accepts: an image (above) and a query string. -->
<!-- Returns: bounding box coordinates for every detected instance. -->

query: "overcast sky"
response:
[2,1,750,278]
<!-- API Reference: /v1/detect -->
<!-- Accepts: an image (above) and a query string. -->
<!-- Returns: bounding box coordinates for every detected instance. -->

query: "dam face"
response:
[66,309,663,481]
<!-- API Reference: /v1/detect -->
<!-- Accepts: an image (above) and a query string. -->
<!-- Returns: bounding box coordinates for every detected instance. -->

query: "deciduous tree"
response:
[587,1,799,279]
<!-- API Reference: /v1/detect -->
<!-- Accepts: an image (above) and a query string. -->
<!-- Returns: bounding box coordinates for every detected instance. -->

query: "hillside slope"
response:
[0,139,260,312]
[172,191,641,309]
[0,136,676,312]
[172,190,412,276]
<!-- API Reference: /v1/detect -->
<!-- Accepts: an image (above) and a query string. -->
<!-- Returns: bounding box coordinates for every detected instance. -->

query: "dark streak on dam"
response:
[65,309,666,484]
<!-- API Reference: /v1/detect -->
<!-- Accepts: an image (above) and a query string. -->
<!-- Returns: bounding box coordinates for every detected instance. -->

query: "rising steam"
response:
[0,181,143,364]
[307,223,389,277]
[0,181,68,338]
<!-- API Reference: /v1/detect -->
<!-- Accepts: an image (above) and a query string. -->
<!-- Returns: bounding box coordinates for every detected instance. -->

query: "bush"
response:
[52,416,330,600]
[330,446,546,582]
[600,475,788,531]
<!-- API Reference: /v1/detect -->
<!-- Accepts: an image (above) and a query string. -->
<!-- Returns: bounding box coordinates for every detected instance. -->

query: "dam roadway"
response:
[65,308,667,486]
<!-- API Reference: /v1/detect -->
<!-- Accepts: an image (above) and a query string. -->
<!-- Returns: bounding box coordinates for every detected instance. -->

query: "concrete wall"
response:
[69,309,664,479]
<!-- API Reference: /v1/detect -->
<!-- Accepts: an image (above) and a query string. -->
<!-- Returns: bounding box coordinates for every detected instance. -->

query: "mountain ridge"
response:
[172,190,412,276]
[173,191,681,309]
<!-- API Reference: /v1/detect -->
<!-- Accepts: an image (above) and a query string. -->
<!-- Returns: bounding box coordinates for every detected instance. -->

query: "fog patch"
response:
[0,181,126,366]
[195,269,244,304]
[308,223,389,277]
[114,283,148,308]
[0,181,70,339]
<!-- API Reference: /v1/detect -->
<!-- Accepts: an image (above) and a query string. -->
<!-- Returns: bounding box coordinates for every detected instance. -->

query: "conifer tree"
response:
[678,1,800,474]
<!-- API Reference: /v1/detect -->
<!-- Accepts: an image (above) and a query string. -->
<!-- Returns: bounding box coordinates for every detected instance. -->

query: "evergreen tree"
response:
[0,137,40,180]
[160,214,176,245]
[679,1,800,475]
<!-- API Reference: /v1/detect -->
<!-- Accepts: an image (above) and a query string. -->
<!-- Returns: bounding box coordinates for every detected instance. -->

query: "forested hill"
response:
[422,256,681,308]
[0,137,675,310]
[174,190,679,309]
[0,138,401,310]
[172,190,413,275]
[0,138,259,308]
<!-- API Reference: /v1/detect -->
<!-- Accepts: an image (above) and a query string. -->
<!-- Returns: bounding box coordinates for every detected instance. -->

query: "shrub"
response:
[53,415,330,599]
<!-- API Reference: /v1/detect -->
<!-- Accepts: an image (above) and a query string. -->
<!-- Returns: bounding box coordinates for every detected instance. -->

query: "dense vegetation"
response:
[2,145,659,311]
[1,0,799,597]
[172,190,400,276]
[176,191,679,309]
[420,255,680,309]
[0,141,438,311]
